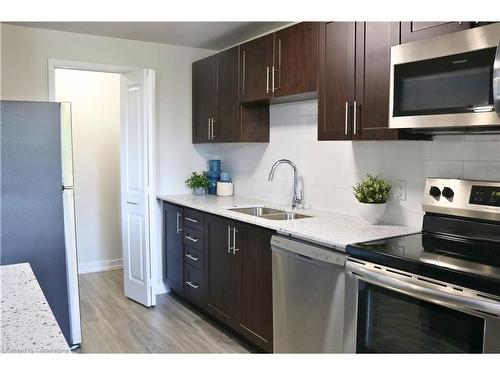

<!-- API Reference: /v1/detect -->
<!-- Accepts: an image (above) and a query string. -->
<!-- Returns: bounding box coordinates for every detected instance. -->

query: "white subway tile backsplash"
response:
[195,100,500,226]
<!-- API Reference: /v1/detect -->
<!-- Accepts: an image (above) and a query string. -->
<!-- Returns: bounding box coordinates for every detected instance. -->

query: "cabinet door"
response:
[204,214,239,327]
[240,34,274,103]
[274,22,318,97]
[355,22,400,141]
[400,22,472,43]
[236,223,274,352]
[164,202,184,294]
[192,56,217,143]
[216,47,240,142]
[318,22,356,140]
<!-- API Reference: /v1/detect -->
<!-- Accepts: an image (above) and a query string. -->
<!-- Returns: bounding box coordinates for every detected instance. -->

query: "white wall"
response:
[1,23,213,291]
[195,99,500,229]
[55,69,122,274]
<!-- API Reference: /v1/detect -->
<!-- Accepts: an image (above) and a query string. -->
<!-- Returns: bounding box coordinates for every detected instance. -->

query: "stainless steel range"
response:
[345,178,500,353]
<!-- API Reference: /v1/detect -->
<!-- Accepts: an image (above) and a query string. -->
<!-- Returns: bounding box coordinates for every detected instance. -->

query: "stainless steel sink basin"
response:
[260,212,312,220]
[228,206,312,220]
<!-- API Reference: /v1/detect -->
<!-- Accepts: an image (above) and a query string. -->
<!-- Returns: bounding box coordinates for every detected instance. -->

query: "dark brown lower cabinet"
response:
[164,202,184,295]
[204,214,239,327]
[236,222,274,352]
[204,215,274,351]
[164,205,275,352]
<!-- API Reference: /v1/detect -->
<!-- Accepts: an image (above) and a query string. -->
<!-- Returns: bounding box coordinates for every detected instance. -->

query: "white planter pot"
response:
[358,202,387,224]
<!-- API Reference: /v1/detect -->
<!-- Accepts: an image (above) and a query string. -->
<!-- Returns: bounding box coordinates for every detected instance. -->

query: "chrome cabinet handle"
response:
[278,38,282,89]
[242,50,246,95]
[185,253,199,262]
[207,118,211,140]
[266,66,270,93]
[176,212,182,234]
[186,281,199,289]
[271,65,276,93]
[211,118,215,139]
[494,39,500,115]
[185,217,198,223]
[346,261,500,317]
[185,235,199,243]
[227,226,232,253]
[353,100,357,136]
[344,102,349,135]
[232,227,239,254]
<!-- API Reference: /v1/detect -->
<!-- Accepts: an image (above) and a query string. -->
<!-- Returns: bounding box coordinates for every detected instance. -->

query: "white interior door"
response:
[120,69,156,306]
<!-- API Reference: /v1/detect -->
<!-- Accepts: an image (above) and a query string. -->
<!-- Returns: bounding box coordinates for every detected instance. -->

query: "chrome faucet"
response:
[268,159,303,209]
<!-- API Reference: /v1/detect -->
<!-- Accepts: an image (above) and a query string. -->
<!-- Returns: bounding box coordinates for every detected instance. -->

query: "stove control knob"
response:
[442,187,454,199]
[429,186,441,198]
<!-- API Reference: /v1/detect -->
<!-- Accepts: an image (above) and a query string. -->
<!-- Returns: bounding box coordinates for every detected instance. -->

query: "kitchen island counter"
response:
[0,263,70,353]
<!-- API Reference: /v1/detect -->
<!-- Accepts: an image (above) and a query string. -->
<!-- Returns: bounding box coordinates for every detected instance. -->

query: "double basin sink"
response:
[228,206,312,221]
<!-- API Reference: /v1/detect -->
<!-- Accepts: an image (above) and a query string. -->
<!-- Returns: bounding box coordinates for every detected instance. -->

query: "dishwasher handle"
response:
[271,235,345,267]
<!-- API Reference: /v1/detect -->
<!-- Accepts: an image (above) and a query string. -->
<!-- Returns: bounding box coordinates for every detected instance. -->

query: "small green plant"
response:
[185,171,209,191]
[353,174,391,204]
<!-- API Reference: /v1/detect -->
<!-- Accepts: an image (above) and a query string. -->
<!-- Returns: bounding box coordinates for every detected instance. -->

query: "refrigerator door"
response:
[62,187,82,346]
[1,100,71,343]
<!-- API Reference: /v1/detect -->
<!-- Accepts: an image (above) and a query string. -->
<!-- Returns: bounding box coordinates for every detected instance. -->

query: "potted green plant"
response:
[185,171,209,196]
[353,174,391,224]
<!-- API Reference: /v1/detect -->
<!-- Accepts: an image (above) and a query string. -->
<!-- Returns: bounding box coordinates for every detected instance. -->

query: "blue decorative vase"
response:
[207,160,221,195]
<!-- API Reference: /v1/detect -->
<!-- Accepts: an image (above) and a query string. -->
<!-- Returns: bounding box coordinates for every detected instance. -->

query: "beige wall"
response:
[1,23,214,291]
[55,69,122,273]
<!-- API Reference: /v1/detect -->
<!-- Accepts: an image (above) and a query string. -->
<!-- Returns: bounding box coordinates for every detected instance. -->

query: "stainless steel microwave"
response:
[389,23,500,130]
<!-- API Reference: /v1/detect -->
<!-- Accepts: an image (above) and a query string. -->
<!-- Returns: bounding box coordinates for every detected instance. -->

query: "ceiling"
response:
[7,22,291,50]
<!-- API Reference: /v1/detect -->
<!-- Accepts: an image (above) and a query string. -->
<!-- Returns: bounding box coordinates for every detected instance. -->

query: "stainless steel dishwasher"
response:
[271,235,346,353]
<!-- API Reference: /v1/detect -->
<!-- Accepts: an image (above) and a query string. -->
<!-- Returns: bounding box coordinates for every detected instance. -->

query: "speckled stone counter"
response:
[157,194,420,250]
[1,263,70,353]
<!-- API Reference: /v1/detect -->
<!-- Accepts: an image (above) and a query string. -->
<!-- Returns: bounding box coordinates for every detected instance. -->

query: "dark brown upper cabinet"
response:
[318,22,356,141]
[240,23,319,102]
[355,22,400,140]
[400,22,473,43]
[192,55,217,143]
[273,22,318,98]
[215,47,240,142]
[192,47,239,144]
[240,34,275,103]
[319,22,403,141]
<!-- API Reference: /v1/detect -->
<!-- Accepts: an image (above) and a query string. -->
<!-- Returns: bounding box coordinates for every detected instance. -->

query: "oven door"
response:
[389,23,500,129]
[344,260,500,353]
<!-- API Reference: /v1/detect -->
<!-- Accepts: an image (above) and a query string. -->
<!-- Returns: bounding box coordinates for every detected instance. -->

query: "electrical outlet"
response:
[394,179,407,201]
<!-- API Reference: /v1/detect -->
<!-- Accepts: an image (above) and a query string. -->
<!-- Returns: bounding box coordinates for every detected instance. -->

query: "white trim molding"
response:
[78,258,123,274]
[47,58,137,101]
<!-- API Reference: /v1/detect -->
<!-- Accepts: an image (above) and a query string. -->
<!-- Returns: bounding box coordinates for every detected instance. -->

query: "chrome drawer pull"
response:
[185,253,199,262]
[176,212,182,234]
[185,217,198,223]
[185,235,199,243]
[186,281,199,289]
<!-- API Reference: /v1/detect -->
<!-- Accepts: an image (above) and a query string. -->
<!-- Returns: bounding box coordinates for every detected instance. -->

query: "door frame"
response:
[47,59,158,300]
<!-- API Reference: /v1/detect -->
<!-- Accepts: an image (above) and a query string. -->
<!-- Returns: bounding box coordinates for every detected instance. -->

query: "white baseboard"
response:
[78,258,123,274]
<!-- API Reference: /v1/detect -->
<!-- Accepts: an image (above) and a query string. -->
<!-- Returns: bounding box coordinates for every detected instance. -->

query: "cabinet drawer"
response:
[183,227,204,251]
[184,247,204,270]
[184,264,204,302]
[184,209,205,232]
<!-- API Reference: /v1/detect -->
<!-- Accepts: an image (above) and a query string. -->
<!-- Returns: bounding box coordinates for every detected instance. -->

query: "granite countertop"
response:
[157,194,420,250]
[1,263,70,353]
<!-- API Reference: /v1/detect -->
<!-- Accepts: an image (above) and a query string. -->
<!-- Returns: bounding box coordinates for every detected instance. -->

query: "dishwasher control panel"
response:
[271,235,345,266]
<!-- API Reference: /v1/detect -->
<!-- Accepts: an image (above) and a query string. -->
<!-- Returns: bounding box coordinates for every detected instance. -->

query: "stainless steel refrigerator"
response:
[1,100,81,348]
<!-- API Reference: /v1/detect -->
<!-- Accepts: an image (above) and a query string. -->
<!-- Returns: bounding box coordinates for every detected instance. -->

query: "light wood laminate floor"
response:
[77,269,251,353]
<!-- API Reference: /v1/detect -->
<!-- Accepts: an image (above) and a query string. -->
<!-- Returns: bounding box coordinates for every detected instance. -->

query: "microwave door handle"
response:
[346,262,500,317]
[494,39,500,115]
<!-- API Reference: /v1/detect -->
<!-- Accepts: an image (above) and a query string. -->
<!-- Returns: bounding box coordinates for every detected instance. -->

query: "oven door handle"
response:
[346,261,500,317]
